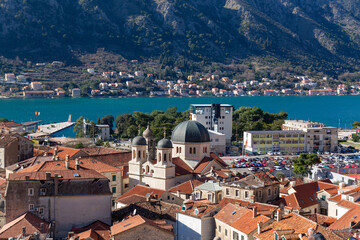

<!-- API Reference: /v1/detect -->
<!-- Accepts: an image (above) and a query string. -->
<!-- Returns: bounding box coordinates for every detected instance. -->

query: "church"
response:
[128,120,228,190]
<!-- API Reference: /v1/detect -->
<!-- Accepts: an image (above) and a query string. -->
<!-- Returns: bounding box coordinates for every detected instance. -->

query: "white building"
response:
[208,130,226,154]
[190,104,233,146]
[30,82,42,91]
[4,74,15,83]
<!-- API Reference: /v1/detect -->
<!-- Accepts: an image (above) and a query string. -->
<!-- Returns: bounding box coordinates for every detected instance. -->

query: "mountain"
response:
[1,0,360,69]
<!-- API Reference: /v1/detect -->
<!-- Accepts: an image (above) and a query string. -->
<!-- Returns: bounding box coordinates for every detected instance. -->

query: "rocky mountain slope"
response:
[1,0,360,68]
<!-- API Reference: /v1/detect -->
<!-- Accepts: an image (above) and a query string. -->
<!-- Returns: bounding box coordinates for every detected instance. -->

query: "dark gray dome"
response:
[171,120,210,143]
[132,136,147,146]
[157,138,173,149]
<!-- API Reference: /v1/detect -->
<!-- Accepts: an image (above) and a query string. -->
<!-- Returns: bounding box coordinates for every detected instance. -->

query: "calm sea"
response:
[0,96,358,128]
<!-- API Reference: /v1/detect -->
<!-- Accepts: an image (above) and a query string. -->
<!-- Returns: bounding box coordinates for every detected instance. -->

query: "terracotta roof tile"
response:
[115,185,165,202]
[48,146,87,159]
[110,215,174,236]
[219,198,279,216]
[71,220,110,240]
[0,212,50,238]
[168,179,205,194]
[254,212,342,240]
[81,147,125,156]
[172,157,193,175]
[178,200,219,218]
[17,158,122,173]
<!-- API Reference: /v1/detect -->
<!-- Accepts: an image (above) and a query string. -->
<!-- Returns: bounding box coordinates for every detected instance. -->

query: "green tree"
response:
[352,134,360,142]
[74,117,86,138]
[127,125,138,138]
[351,121,360,129]
[74,142,84,149]
[100,115,114,134]
[292,153,321,176]
[115,113,135,138]
[0,118,8,122]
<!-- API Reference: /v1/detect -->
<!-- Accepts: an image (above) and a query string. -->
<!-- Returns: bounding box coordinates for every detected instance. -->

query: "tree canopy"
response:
[232,106,288,140]
[291,153,321,176]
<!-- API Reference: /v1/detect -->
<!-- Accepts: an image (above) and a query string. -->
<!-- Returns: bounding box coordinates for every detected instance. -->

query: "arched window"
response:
[133,150,135,158]
[158,153,161,162]
[169,154,171,161]
[193,148,196,154]
[138,151,141,158]
[268,189,271,196]
[189,148,192,154]
[164,153,167,161]
[176,147,179,153]
[143,151,146,159]
[146,165,150,173]
[179,147,181,153]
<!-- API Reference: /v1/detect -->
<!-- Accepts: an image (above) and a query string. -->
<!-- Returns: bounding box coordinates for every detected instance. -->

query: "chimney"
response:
[289,181,296,188]
[40,223,44,233]
[65,159,69,169]
[276,209,282,222]
[75,158,80,170]
[177,190,181,197]
[339,182,345,189]
[253,206,257,218]
[250,195,255,203]
[46,172,51,180]
[65,154,69,161]
[68,232,75,239]
[257,222,262,235]
[53,147,58,156]
[22,226,26,236]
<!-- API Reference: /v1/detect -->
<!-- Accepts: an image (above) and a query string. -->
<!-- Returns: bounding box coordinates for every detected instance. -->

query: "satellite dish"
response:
[133,209,137,216]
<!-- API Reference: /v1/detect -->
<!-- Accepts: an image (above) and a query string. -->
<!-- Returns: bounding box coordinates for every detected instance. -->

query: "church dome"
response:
[132,136,147,146]
[171,120,210,143]
[143,125,154,138]
[157,138,173,149]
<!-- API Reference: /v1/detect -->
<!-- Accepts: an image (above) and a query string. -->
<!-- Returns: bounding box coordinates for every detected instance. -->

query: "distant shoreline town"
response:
[0,68,358,98]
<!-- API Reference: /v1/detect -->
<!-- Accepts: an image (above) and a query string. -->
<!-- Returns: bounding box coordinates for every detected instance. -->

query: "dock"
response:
[38,121,75,134]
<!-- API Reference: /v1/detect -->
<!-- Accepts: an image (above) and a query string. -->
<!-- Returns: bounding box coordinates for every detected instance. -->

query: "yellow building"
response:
[243,130,306,154]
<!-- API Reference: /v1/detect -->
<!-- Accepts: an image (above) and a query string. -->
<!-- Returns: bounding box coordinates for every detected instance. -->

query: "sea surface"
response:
[0,96,358,129]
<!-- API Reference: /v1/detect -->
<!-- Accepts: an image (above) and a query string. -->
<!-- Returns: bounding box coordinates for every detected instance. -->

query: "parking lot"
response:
[221,145,360,173]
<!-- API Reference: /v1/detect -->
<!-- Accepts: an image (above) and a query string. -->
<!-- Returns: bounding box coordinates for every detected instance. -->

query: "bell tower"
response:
[142,123,156,161]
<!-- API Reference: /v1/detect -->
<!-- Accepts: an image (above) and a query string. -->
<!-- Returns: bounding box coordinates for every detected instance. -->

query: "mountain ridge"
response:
[1,0,360,71]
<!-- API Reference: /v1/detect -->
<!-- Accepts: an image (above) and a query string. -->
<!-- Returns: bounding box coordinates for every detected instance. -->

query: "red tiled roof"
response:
[0,212,50,238]
[168,179,205,194]
[115,185,165,202]
[219,198,279,216]
[71,220,110,240]
[17,158,122,173]
[172,157,193,176]
[178,200,219,218]
[81,147,125,156]
[254,212,342,240]
[48,146,87,159]
[9,169,107,181]
[0,121,21,128]
[329,200,360,230]
[278,180,338,209]
[85,152,131,167]
[110,215,174,236]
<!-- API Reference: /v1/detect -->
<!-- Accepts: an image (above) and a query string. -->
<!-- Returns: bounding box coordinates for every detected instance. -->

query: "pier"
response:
[38,121,74,134]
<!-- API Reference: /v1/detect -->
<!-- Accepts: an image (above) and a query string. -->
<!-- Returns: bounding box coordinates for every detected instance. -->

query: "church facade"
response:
[128,120,228,190]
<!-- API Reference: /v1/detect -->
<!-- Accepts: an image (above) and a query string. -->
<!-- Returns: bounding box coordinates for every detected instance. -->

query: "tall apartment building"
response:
[190,104,233,146]
[282,120,338,153]
[243,130,306,154]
